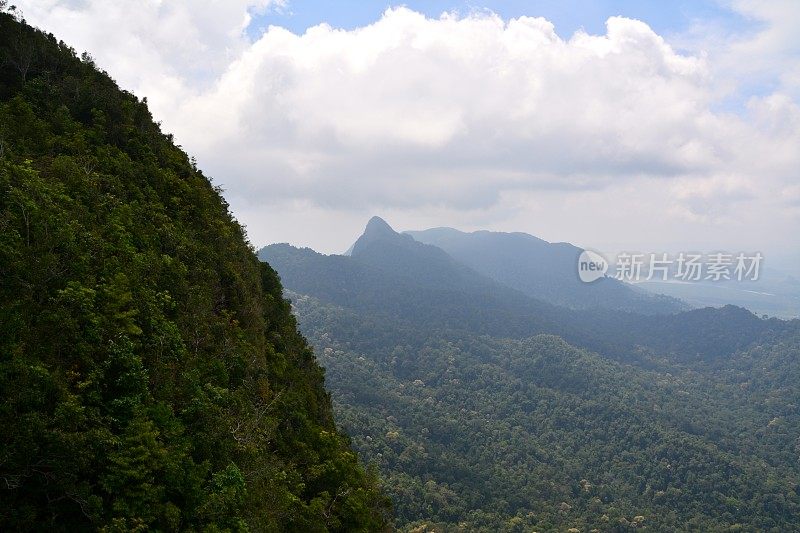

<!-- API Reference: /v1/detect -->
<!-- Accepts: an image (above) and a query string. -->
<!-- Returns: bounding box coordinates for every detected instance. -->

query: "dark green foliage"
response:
[291,293,800,532]
[0,12,389,531]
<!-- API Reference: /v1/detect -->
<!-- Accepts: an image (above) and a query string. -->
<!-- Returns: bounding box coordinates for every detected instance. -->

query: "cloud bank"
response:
[15,1,800,262]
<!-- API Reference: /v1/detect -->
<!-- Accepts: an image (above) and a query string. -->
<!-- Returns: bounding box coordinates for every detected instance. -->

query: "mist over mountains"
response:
[405,224,686,314]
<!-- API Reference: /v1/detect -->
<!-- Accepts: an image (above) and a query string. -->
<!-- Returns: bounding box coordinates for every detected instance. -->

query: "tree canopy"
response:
[0,11,390,531]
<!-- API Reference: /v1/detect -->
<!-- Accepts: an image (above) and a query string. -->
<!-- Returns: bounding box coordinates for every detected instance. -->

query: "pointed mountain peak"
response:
[349,216,413,256]
[364,216,396,236]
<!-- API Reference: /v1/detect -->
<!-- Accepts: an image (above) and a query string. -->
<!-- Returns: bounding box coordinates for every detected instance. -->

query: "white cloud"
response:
[726,0,800,95]
[16,0,281,117]
[175,8,798,220]
[14,2,800,264]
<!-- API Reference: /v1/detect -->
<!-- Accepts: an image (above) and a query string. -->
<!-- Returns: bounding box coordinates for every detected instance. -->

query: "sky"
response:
[14,1,800,272]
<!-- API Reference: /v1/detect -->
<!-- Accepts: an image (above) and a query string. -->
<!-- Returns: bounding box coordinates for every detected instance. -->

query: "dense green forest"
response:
[290,293,800,531]
[261,220,800,531]
[0,10,390,531]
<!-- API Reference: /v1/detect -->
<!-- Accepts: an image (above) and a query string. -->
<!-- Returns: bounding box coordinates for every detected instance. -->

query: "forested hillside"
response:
[0,11,389,531]
[289,292,800,531]
[261,219,800,531]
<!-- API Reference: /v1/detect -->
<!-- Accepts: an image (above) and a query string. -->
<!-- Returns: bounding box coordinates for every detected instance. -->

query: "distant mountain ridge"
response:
[349,216,519,294]
[259,217,797,364]
[407,225,686,314]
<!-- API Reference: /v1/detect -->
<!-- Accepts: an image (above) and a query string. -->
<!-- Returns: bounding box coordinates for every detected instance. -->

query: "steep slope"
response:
[407,226,685,314]
[0,12,389,531]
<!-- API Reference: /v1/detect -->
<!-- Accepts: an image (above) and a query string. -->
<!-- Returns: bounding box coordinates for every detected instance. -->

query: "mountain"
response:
[407,226,686,314]
[0,12,389,531]
[260,226,578,345]
[261,218,797,365]
[260,216,800,530]
[349,216,497,292]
